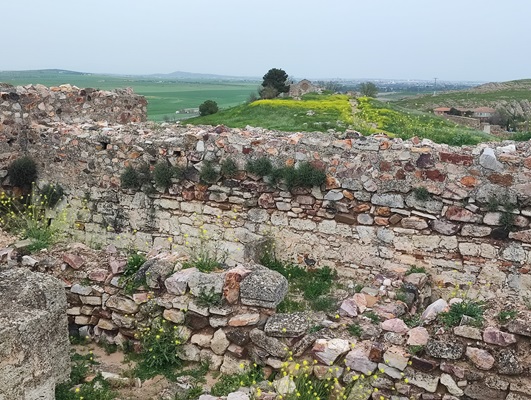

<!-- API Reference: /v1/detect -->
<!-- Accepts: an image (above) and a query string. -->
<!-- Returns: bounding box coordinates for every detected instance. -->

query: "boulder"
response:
[240,267,288,308]
[264,313,309,337]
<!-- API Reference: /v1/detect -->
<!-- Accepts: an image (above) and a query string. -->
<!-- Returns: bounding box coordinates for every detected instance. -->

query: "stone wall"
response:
[0,83,147,138]
[441,114,481,129]
[3,119,531,299]
[0,267,70,400]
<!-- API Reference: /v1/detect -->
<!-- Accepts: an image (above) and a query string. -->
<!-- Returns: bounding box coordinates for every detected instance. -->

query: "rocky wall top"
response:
[0,83,147,138]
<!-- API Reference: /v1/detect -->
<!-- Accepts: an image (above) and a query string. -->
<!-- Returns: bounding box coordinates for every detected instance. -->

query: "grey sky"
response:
[3,0,529,81]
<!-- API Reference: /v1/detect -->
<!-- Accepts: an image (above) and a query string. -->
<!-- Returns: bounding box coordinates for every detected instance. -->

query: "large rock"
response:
[497,349,523,375]
[466,347,495,370]
[0,268,70,399]
[425,339,465,360]
[136,257,175,289]
[240,267,288,308]
[483,326,517,346]
[165,268,197,295]
[371,193,405,208]
[249,328,288,358]
[312,338,350,365]
[187,270,225,297]
[344,343,377,374]
[264,313,309,337]
[105,295,139,314]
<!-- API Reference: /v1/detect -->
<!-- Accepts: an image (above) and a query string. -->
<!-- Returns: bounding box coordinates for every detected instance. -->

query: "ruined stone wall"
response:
[2,120,531,300]
[441,114,481,129]
[0,267,70,400]
[0,83,147,138]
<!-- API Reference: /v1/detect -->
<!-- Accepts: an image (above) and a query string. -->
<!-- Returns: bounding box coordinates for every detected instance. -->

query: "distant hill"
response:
[0,69,260,82]
[395,79,531,117]
[147,70,259,81]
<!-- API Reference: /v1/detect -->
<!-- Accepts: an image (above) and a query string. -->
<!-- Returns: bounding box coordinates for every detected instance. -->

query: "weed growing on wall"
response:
[153,162,175,189]
[211,364,264,397]
[179,211,236,272]
[119,252,147,294]
[199,161,218,184]
[0,190,70,252]
[120,166,140,189]
[439,299,484,327]
[246,157,326,190]
[246,157,274,177]
[220,157,238,178]
[40,183,65,208]
[283,162,326,190]
[260,243,337,312]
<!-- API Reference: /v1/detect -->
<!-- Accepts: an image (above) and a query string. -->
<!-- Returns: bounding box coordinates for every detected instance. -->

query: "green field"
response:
[0,70,259,121]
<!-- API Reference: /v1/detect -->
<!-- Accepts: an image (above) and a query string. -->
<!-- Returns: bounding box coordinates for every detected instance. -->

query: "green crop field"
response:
[0,70,259,121]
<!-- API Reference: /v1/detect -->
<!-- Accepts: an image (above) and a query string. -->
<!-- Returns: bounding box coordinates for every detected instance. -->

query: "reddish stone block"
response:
[460,176,478,187]
[423,170,446,182]
[487,173,513,186]
[439,152,474,166]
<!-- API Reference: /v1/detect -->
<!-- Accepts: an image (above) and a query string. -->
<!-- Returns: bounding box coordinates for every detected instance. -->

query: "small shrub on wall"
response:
[153,162,175,190]
[283,161,326,190]
[8,156,38,188]
[120,166,139,189]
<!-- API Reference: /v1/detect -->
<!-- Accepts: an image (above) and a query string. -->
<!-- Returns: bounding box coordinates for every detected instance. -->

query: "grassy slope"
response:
[187,94,353,132]
[352,97,496,145]
[395,79,531,111]
[0,70,259,121]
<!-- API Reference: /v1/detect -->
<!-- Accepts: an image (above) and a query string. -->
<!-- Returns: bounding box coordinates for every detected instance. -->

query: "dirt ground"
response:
[74,344,176,400]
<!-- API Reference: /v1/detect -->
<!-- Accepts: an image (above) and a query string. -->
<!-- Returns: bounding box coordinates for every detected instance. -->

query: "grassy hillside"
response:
[352,97,496,145]
[395,79,531,111]
[188,94,353,132]
[189,93,496,145]
[0,70,259,121]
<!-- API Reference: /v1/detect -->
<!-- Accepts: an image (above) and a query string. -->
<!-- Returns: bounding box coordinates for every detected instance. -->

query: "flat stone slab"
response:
[264,313,309,337]
[240,268,288,308]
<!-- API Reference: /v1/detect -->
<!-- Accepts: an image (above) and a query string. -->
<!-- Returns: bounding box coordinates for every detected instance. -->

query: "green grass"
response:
[260,252,337,312]
[0,70,259,121]
[438,299,484,327]
[352,97,496,145]
[187,94,353,132]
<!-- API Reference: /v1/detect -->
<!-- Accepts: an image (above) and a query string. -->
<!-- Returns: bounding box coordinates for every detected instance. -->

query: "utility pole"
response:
[433,77,438,96]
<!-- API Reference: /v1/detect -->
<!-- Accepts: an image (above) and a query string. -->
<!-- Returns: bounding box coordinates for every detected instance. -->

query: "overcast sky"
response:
[3,0,528,82]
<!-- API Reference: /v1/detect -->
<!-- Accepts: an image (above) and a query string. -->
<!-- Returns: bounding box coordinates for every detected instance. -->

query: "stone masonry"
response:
[0,267,70,400]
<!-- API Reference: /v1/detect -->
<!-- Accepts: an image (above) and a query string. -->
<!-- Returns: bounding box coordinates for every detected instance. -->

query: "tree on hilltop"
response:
[260,68,289,99]
[358,82,378,97]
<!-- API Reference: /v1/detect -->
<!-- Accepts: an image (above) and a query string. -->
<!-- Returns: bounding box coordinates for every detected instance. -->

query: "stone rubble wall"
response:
[7,243,530,400]
[0,267,70,400]
[0,83,147,138]
[2,120,531,300]
[441,114,481,130]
